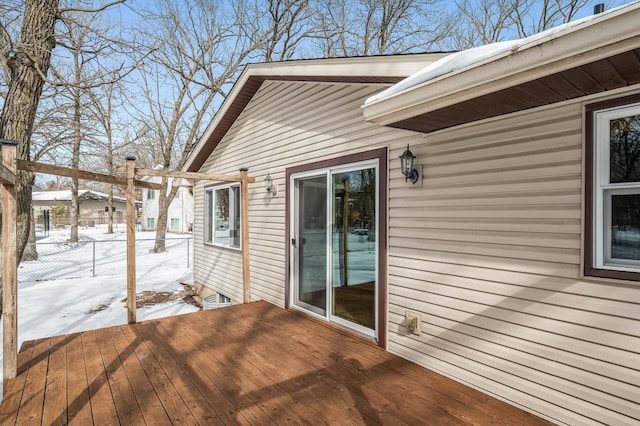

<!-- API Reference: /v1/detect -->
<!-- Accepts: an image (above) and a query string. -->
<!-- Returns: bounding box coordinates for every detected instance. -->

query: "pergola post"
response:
[1,140,18,383]
[240,168,251,303]
[126,156,137,323]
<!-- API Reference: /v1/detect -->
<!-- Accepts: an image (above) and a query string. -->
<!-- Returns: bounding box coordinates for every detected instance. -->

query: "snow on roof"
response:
[32,190,126,203]
[365,2,632,105]
[32,190,73,201]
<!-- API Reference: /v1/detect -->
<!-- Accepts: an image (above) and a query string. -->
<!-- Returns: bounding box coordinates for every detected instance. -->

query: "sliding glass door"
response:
[294,175,327,316]
[291,161,378,337]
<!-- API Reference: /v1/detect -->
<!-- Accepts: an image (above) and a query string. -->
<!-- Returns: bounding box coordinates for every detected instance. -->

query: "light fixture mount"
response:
[264,172,277,195]
[399,144,419,184]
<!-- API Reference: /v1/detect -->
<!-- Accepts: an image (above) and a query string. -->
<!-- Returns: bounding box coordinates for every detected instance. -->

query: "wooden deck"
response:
[0,301,549,425]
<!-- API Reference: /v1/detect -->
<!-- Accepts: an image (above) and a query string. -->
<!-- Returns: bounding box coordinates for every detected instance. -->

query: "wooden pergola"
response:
[0,139,255,389]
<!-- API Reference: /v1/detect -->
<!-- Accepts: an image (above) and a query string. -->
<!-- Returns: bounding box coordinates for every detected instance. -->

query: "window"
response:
[586,96,640,280]
[147,189,156,199]
[170,218,179,231]
[205,183,241,248]
[147,217,155,229]
[218,294,231,304]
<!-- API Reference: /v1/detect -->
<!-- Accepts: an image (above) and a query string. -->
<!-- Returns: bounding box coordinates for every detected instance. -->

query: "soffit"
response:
[389,48,640,134]
[361,3,640,135]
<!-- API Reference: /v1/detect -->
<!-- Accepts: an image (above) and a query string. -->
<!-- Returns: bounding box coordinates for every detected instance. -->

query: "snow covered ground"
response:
[0,225,199,398]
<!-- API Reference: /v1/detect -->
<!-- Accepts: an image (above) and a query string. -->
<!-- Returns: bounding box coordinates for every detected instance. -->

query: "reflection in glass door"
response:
[332,168,376,330]
[295,176,327,316]
[292,162,377,337]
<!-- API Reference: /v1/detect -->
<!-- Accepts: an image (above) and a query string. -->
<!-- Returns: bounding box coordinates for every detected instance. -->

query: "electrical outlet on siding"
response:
[405,311,422,335]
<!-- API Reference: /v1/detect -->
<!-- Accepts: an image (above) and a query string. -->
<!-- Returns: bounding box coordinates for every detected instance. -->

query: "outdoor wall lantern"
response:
[399,144,419,184]
[264,171,277,196]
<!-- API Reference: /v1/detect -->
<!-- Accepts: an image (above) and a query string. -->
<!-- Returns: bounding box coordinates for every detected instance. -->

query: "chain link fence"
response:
[19,238,192,283]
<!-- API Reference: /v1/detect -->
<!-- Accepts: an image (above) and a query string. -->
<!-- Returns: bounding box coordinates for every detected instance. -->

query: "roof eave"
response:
[362,3,640,128]
[183,54,450,172]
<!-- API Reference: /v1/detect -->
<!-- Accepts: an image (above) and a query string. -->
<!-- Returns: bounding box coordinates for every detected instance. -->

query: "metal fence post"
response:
[92,241,96,277]
[187,238,190,268]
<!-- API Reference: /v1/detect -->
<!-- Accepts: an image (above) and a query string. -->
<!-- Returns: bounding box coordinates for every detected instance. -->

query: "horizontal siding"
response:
[193,77,640,425]
[386,99,640,425]
[194,81,404,308]
[390,276,639,354]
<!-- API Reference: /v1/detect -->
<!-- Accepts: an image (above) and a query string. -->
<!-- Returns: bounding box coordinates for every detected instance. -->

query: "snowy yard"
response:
[1,225,200,398]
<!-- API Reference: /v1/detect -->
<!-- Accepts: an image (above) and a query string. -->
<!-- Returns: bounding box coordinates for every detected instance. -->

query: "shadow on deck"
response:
[0,301,549,424]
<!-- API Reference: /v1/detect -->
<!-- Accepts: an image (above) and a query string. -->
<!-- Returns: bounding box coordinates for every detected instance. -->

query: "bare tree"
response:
[449,0,518,47]
[132,0,262,253]
[0,0,59,294]
[86,80,146,233]
[30,85,78,164]
[312,0,448,56]
[448,0,590,49]
[0,1,127,315]
[48,7,131,242]
[239,0,312,61]
[512,0,589,37]
[88,84,118,233]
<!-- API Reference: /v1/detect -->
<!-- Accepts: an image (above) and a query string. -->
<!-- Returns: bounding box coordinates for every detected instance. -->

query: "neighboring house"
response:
[184,4,640,425]
[32,189,128,227]
[141,166,194,233]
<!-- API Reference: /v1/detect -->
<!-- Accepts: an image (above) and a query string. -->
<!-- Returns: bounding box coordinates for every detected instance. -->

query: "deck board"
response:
[14,338,50,426]
[0,340,35,423]
[119,325,197,424]
[79,330,118,425]
[41,335,67,426]
[151,317,282,424]
[94,327,146,425]
[65,333,92,425]
[144,319,256,424]
[109,326,173,425]
[0,301,551,425]
[133,321,229,424]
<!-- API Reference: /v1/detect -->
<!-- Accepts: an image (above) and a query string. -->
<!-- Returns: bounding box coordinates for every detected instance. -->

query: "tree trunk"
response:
[0,0,59,316]
[153,178,178,253]
[23,207,38,261]
[70,177,79,240]
[106,133,114,233]
[107,185,114,233]
[69,80,81,242]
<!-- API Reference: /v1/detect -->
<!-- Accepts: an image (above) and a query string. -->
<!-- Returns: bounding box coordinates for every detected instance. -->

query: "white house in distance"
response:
[184,3,640,425]
[32,189,127,227]
[141,166,194,233]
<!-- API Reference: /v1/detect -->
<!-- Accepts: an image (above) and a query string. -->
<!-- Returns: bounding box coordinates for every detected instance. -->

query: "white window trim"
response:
[592,102,640,273]
[204,183,241,250]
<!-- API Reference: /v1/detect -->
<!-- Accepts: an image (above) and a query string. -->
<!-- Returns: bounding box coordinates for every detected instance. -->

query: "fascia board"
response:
[183,54,449,171]
[242,53,450,79]
[183,67,254,172]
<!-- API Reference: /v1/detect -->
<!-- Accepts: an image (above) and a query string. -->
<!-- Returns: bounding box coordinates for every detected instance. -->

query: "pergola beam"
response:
[116,166,256,184]
[17,160,162,190]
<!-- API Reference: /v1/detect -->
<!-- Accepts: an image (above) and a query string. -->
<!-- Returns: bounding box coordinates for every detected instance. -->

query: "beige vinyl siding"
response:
[193,80,403,307]
[193,75,640,424]
[386,98,640,425]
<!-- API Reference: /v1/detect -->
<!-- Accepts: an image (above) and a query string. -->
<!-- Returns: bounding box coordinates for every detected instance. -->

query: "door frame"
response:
[285,148,387,348]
